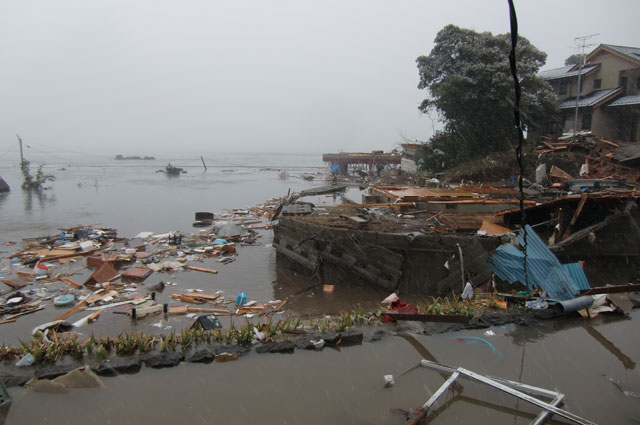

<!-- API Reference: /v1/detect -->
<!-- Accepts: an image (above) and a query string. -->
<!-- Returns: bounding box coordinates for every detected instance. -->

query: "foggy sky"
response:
[1,0,639,156]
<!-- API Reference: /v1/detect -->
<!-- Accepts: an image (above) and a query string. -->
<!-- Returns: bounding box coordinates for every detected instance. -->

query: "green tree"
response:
[416,25,557,169]
[564,53,585,66]
[21,160,55,190]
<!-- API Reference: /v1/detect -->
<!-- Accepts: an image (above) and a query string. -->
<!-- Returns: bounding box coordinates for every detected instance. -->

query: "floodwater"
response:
[5,311,640,425]
[1,153,639,424]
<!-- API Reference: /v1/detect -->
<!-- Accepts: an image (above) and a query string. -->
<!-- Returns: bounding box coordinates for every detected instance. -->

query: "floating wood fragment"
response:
[1,277,32,289]
[87,311,101,323]
[59,277,82,289]
[0,319,16,325]
[184,265,218,274]
[186,307,230,315]
[121,266,154,281]
[84,262,118,286]
[168,305,189,315]
[54,300,88,321]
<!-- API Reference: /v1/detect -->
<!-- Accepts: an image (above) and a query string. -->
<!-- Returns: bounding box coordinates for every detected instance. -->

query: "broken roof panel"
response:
[612,142,640,163]
[559,87,622,109]
[487,225,583,300]
[539,64,599,80]
[561,263,591,292]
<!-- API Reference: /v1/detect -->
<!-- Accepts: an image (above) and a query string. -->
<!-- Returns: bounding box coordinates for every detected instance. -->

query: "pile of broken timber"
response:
[168,292,287,317]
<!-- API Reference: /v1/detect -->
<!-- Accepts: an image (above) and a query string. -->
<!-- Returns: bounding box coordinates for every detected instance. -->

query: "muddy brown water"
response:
[5,310,640,424]
[1,155,639,424]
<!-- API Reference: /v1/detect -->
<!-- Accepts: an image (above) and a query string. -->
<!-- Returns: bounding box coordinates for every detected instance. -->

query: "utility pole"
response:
[16,134,24,167]
[572,34,599,136]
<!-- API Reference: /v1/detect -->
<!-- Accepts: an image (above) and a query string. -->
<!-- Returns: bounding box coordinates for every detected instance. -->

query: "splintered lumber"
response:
[336,202,416,208]
[85,290,118,305]
[186,307,231,315]
[549,165,574,180]
[1,277,32,289]
[171,294,205,304]
[0,319,16,325]
[41,248,98,263]
[3,306,44,321]
[54,300,88,321]
[171,292,222,305]
[59,277,82,289]
[121,266,154,281]
[87,311,101,323]
[562,193,588,241]
[84,262,118,286]
[184,265,218,274]
[168,305,189,315]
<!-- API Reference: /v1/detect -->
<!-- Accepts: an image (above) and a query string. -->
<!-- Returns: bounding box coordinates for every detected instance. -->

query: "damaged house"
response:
[540,44,640,141]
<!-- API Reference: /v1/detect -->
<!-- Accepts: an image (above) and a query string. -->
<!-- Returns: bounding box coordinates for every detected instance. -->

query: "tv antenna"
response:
[572,33,599,136]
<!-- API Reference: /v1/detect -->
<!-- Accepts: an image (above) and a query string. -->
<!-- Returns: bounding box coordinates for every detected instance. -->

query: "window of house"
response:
[559,80,568,95]
[579,78,584,93]
[637,77,640,94]
[582,112,592,130]
[620,76,628,92]
[593,79,602,89]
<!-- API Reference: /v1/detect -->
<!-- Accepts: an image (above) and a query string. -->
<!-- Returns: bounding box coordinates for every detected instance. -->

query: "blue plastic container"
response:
[236,292,247,306]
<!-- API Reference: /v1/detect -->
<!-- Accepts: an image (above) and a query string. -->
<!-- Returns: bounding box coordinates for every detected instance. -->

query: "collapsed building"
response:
[274,139,640,297]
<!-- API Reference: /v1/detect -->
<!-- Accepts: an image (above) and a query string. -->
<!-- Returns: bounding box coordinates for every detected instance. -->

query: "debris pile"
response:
[0,204,287,331]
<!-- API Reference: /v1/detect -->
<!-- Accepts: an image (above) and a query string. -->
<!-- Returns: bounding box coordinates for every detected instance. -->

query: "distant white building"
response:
[400,143,421,173]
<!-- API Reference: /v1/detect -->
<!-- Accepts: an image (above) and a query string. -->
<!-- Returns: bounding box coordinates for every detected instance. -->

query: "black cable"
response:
[507,0,530,291]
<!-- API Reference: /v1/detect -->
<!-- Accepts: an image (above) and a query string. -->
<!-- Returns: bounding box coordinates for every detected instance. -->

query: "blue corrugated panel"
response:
[562,263,591,291]
[487,225,582,300]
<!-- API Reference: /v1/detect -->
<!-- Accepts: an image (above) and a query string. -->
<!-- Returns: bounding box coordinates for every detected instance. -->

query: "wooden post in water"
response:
[200,155,207,171]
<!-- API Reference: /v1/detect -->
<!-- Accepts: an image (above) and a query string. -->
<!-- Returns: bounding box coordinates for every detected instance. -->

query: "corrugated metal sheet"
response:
[487,225,582,300]
[561,263,591,291]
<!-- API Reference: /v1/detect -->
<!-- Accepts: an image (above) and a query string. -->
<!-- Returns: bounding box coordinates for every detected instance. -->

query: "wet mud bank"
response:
[0,329,367,388]
[0,310,554,389]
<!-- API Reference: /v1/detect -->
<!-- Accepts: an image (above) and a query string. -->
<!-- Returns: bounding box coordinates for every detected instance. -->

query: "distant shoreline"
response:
[115,155,155,160]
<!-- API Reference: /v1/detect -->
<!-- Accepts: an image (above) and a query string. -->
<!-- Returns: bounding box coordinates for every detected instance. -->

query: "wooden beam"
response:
[184,265,218,274]
[562,193,588,241]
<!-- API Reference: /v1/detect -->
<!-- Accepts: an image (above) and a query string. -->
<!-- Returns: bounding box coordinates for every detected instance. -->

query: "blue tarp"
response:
[487,225,588,300]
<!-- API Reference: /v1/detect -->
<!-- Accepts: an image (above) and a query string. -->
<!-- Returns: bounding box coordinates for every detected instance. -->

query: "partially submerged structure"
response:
[273,168,640,297]
[323,151,401,176]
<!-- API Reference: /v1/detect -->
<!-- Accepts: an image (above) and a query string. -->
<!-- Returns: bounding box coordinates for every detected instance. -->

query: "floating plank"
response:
[184,265,218,274]
[1,277,32,289]
[84,262,118,286]
[54,300,88,321]
[168,305,189,315]
[59,277,82,289]
[121,266,154,281]
[87,311,101,323]
[186,307,230,315]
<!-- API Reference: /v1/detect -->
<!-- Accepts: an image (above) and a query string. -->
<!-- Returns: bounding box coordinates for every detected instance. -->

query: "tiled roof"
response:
[608,94,640,107]
[558,87,622,109]
[539,64,599,80]
[600,44,640,63]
